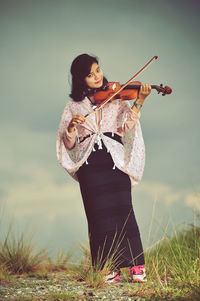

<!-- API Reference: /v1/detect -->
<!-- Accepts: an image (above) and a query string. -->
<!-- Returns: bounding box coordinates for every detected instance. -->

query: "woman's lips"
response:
[95,79,102,84]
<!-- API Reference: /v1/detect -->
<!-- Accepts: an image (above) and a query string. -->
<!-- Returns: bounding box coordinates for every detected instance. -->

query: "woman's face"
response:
[85,62,103,89]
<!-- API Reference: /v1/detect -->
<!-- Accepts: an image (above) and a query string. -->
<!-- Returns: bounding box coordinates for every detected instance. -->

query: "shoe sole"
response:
[132,277,147,283]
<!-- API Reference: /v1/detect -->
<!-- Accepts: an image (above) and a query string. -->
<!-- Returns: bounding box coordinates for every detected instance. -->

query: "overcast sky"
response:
[1,0,200,259]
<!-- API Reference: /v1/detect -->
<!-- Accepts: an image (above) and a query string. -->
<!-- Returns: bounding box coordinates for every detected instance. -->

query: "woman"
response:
[56,54,151,283]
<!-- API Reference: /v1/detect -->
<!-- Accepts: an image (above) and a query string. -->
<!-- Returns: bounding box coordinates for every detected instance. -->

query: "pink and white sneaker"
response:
[129,265,147,282]
[105,271,120,283]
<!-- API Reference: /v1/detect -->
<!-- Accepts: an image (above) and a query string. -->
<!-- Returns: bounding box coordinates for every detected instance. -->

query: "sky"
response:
[0,0,200,260]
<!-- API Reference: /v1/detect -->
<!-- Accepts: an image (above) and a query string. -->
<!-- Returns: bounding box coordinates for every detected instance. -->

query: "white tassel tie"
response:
[112,163,116,170]
[86,159,89,165]
[96,134,103,150]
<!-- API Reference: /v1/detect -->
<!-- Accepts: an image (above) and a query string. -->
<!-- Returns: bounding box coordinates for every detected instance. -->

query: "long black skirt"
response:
[77,133,145,270]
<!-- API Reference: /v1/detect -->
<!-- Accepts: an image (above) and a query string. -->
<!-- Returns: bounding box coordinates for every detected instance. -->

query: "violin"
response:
[93,81,172,104]
[86,56,172,115]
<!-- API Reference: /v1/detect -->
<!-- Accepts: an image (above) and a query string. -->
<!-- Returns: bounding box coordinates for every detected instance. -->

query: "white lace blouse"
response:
[56,97,145,187]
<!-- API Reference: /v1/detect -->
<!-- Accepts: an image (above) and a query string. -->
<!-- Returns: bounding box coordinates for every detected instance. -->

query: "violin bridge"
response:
[112,83,117,91]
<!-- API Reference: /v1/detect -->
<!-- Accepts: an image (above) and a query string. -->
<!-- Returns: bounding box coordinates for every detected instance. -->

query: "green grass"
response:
[125,213,200,301]
[146,223,199,285]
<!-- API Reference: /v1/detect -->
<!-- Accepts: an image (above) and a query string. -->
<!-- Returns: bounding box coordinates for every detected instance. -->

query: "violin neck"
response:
[125,84,157,90]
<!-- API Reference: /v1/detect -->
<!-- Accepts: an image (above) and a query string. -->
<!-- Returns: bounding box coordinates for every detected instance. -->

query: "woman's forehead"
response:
[90,62,99,72]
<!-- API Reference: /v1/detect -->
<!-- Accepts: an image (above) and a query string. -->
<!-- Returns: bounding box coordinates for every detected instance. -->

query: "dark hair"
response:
[69,53,107,102]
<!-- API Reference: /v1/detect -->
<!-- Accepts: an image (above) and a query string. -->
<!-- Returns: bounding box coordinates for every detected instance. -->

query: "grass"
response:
[0,222,73,280]
[0,205,199,300]
[66,211,200,300]
[66,210,136,289]
[67,236,125,288]
[125,216,200,300]
[0,223,48,275]
[0,263,11,283]
[146,223,199,285]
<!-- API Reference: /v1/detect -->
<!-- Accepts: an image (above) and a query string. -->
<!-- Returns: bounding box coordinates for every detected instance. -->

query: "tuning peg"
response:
[160,83,163,87]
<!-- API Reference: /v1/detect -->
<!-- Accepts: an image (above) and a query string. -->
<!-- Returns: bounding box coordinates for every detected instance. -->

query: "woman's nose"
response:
[94,73,99,80]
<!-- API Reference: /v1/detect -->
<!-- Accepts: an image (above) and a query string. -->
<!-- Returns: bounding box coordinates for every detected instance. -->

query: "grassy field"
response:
[0,209,199,300]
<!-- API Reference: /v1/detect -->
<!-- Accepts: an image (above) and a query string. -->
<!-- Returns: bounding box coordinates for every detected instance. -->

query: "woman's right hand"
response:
[67,115,85,133]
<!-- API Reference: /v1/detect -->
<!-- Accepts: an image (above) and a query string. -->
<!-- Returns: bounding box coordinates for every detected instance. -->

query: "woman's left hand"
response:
[138,84,152,103]
[131,84,152,113]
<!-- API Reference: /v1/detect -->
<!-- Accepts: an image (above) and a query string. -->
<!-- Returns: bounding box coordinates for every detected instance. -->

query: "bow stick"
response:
[85,55,158,119]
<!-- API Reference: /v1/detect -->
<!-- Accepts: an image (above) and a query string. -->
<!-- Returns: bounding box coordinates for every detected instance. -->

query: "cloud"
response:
[185,193,200,211]
[0,126,83,223]
[3,164,83,221]
[133,181,200,215]
[135,181,184,206]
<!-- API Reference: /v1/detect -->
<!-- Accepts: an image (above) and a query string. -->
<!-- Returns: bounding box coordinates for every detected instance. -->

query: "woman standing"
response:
[56,54,151,283]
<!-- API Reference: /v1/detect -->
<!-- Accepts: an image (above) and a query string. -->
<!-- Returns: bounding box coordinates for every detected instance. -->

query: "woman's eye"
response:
[87,74,92,78]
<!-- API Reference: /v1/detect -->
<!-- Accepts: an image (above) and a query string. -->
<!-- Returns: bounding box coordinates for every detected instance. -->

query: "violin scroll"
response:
[156,84,172,96]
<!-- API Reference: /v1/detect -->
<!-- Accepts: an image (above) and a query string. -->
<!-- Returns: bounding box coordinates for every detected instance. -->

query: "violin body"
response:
[93,81,172,104]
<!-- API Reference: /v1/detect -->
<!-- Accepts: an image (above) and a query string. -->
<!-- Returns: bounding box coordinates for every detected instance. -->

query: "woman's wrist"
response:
[131,97,145,113]
[132,104,140,113]
[135,96,145,104]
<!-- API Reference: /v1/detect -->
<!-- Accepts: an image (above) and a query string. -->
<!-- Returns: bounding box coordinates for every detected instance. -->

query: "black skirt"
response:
[77,133,145,270]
